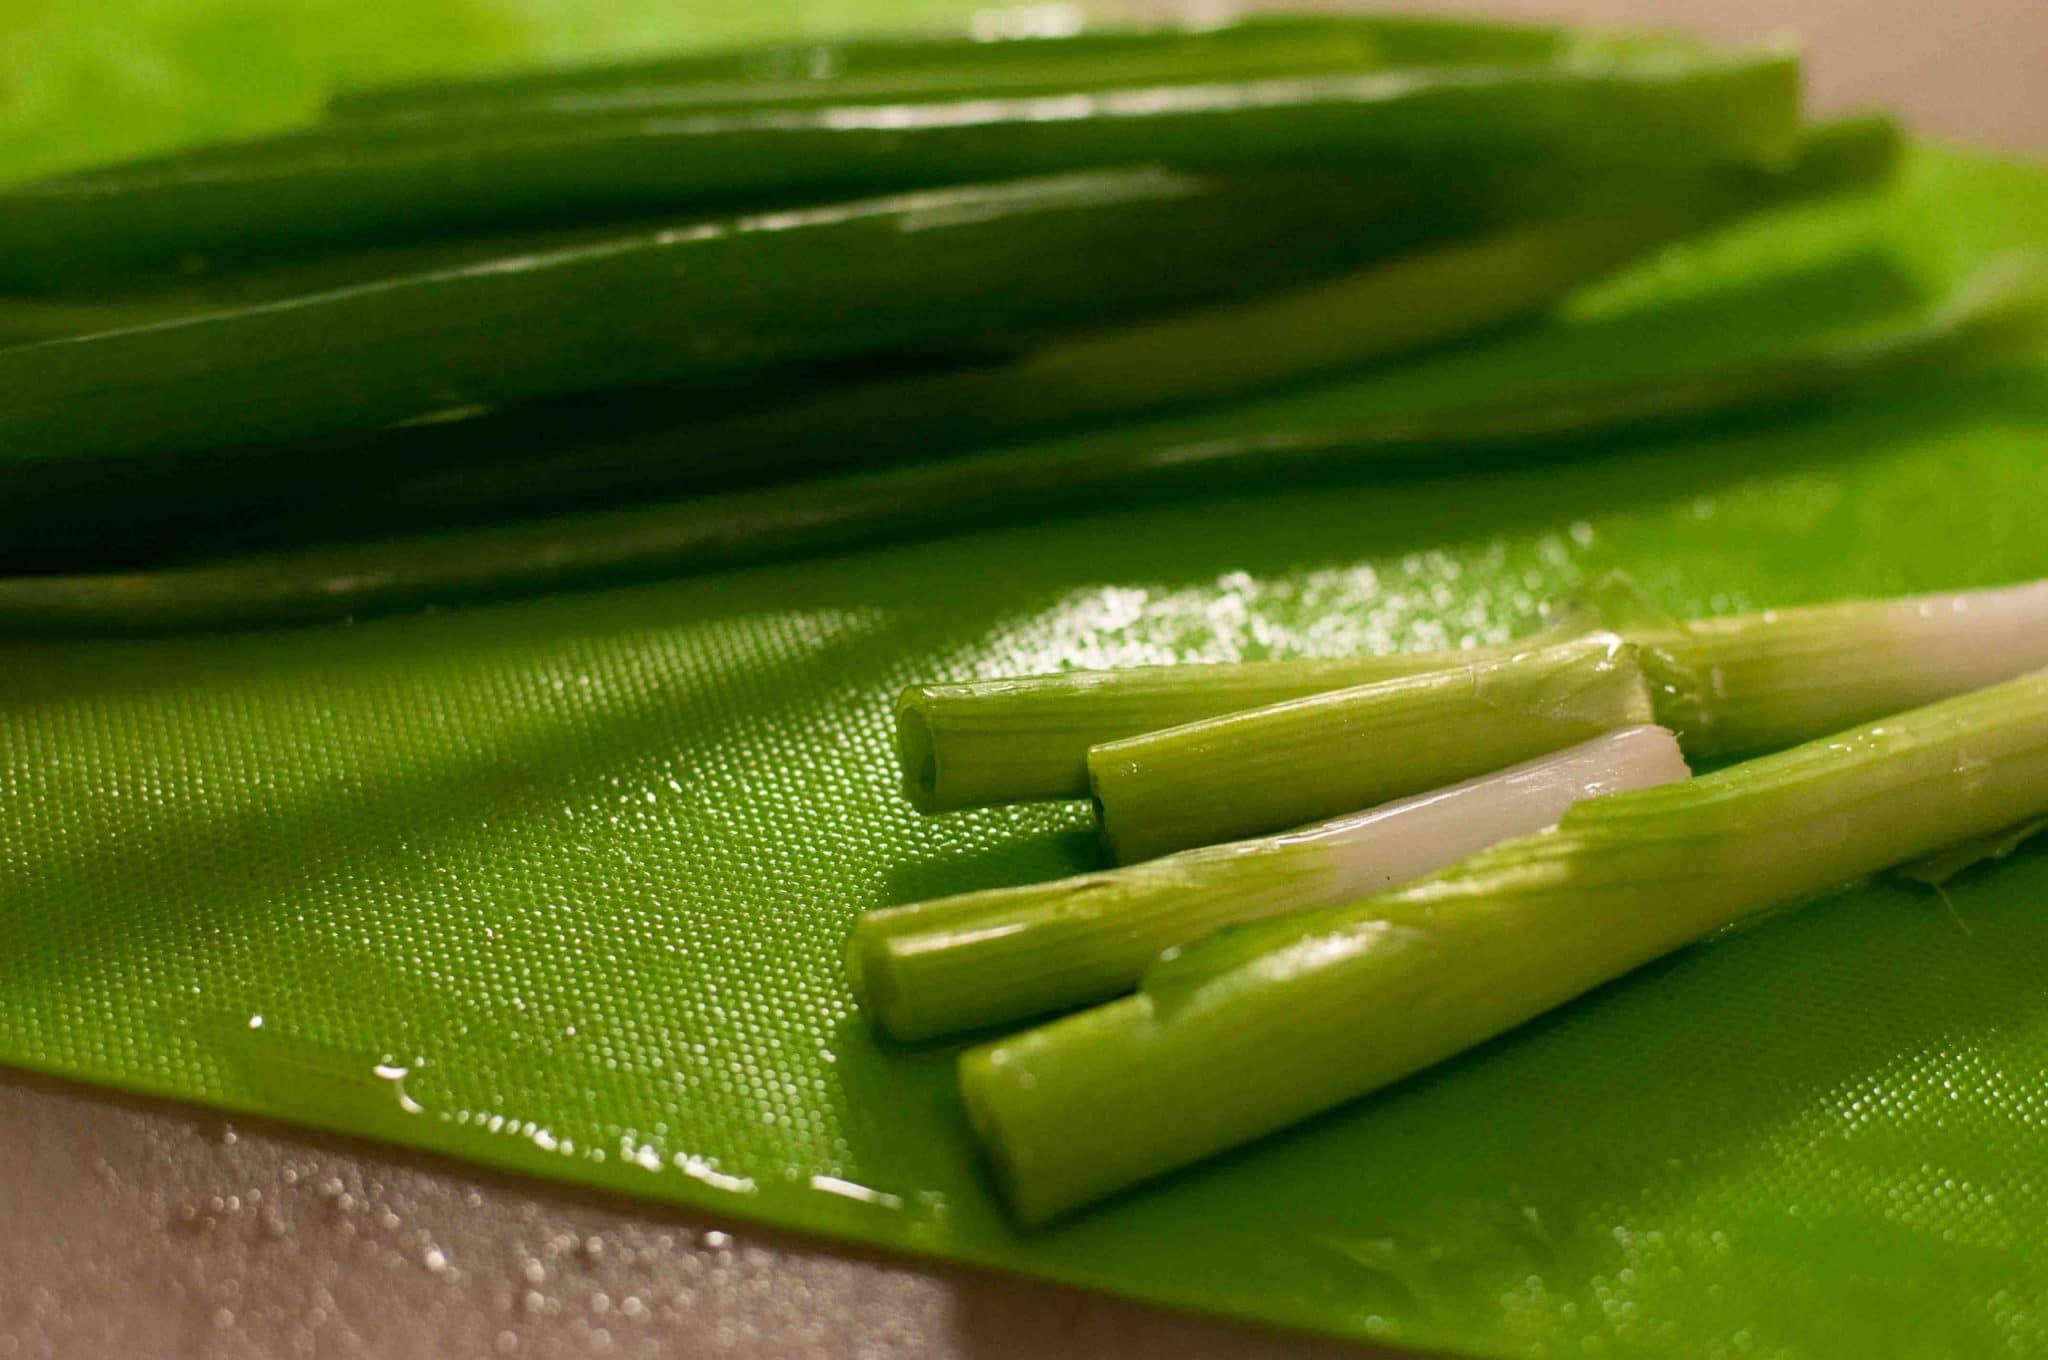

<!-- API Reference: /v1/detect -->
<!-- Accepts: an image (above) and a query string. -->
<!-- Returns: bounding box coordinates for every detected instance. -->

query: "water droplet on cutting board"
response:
[197,1014,430,1136]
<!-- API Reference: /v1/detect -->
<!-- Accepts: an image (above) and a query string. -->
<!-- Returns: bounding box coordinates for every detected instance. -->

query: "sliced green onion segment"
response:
[1635,575,2048,758]
[853,724,1687,1042]
[894,640,1541,815]
[962,667,2048,1224]
[1089,634,1655,862]
[901,560,2048,812]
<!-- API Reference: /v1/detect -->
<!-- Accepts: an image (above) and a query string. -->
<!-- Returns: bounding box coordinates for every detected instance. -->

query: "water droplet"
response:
[807,1175,903,1211]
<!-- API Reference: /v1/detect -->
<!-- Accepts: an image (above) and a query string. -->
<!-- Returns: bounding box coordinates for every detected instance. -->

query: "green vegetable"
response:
[362,117,1899,531]
[1632,574,2048,759]
[961,666,2048,1224]
[0,168,1413,468]
[887,245,2047,811]
[852,725,1688,1042]
[4,259,2037,635]
[896,638,1552,817]
[1089,634,1655,862]
[325,15,1575,125]
[922,567,2048,819]
[0,51,1799,285]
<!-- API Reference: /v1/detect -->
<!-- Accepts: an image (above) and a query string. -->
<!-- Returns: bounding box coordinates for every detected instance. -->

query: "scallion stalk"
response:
[900,559,2048,813]
[896,640,1543,815]
[0,168,1410,468]
[1089,634,1655,862]
[962,667,2048,1224]
[1634,575,2048,758]
[1,260,2035,636]
[239,123,1898,547]
[0,53,1799,286]
[852,725,1687,1041]
[325,16,1578,123]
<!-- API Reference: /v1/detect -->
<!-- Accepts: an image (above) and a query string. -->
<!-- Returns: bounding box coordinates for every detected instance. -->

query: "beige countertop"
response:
[4,4,2043,1357]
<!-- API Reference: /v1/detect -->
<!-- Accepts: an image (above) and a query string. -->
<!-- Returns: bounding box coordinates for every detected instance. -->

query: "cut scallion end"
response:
[895,552,2048,817]
[892,644,1542,813]
[1088,634,1655,862]
[853,724,1687,1041]
[963,667,2048,1224]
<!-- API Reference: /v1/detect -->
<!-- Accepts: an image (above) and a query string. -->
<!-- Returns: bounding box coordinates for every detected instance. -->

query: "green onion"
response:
[2,258,2036,636]
[895,636,1555,816]
[886,235,2046,809]
[1632,572,2048,758]
[852,725,1687,1042]
[325,16,1578,123]
[915,569,2048,821]
[0,168,1418,468]
[0,52,1799,285]
[1090,634,1655,862]
[961,666,2048,1224]
[289,121,1899,536]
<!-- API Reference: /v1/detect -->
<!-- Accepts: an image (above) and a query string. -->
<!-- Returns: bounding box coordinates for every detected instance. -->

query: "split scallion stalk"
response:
[1089,634,1656,862]
[852,725,1688,1042]
[0,52,1800,286]
[961,667,2048,1224]
[1,259,2037,636]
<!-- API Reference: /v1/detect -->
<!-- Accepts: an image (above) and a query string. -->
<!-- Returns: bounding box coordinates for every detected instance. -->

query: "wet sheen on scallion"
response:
[901,571,2048,811]
[852,725,1688,1042]
[1088,634,1655,862]
[961,667,2048,1224]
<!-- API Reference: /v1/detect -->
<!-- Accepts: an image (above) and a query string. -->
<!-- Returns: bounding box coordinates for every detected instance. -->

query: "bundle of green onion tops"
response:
[858,577,2048,1222]
[3,12,2042,633]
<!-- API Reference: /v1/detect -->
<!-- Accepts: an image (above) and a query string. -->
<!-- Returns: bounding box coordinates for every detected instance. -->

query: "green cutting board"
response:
[4,4,2047,1356]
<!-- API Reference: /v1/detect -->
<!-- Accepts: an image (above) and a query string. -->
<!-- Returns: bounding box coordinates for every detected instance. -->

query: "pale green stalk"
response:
[894,640,1540,813]
[898,576,2048,811]
[852,725,1686,1041]
[1629,576,2048,757]
[962,667,2048,1224]
[1089,634,1653,862]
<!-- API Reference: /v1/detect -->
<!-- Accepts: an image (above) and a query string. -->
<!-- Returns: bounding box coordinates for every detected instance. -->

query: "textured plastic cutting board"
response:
[5,4,2048,1356]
